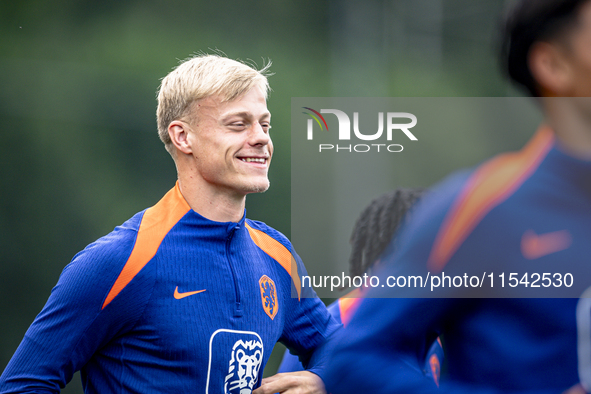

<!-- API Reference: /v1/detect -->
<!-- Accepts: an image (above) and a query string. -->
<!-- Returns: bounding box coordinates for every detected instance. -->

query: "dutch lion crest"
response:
[224,339,264,394]
[259,275,278,320]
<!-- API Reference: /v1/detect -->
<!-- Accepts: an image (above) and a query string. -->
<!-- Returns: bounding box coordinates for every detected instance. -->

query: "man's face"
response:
[557,0,591,97]
[186,87,273,199]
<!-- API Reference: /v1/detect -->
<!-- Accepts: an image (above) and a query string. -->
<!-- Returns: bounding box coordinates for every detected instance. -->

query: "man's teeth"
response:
[241,158,265,163]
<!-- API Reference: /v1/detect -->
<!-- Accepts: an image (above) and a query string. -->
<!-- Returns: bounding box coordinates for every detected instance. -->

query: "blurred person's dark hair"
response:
[500,0,589,96]
[348,188,425,277]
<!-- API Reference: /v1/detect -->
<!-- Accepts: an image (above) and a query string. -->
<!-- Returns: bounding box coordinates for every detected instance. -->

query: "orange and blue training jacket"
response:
[325,127,591,393]
[0,183,340,394]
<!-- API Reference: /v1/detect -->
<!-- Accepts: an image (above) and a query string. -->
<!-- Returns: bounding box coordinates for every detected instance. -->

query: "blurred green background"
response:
[0,0,522,391]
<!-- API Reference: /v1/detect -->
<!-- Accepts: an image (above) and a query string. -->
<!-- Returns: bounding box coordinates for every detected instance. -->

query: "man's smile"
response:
[240,157,267,163]
[237,155,270,167]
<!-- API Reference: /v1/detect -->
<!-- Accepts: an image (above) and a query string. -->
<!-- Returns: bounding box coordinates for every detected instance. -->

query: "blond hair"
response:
[156,54,271,155]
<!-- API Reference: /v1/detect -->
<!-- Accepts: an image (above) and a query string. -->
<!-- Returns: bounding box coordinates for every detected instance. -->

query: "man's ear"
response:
[528,41,573,96]
[168,120,193,155]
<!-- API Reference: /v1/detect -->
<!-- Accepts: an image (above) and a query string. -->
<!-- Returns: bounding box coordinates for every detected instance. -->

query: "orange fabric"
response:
[338,288,363,327]
[427,127,555,272]
[429,353,441,387]
[245,223,302,300]
[102,183,190,309]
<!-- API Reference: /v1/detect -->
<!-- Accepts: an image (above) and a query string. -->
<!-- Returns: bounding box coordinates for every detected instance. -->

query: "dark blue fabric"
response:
[325,138,591,393]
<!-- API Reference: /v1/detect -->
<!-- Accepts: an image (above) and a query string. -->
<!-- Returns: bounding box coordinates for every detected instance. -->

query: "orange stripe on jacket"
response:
[338,288,363,327]
[245,223,302,301]
[427,126,554,272]
[102,183,190,309]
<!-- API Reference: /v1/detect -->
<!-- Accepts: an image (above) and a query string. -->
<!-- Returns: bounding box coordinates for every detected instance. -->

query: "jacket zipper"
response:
[226,226,242,316]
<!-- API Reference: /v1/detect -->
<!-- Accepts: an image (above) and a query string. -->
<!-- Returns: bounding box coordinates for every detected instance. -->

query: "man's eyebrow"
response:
[221,111,271,121]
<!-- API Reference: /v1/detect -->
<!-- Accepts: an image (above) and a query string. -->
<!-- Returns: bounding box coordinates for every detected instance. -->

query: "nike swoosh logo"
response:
[521,229,572,260]
[174,286,206,299]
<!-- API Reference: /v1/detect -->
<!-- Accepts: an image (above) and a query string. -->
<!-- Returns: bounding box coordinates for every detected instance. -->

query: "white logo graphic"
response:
[303,107,417,153]
[308,109,417,141]
[206,329,264,394]
[224,339,264,394]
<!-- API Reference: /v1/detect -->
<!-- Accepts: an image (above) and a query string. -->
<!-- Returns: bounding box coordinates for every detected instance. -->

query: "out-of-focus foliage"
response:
[0,0,518,391]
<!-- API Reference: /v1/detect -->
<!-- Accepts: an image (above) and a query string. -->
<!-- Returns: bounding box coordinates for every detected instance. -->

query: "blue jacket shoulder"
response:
[245,219,293,251]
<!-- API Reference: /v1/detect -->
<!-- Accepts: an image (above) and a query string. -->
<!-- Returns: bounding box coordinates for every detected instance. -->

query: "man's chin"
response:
[243,180,271,194]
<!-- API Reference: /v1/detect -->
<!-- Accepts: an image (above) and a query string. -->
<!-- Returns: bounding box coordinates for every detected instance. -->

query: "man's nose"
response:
[249,122,270,146]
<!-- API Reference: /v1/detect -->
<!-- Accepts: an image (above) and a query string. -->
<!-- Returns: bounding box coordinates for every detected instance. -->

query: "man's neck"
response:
[543,97,591,160]
[177,176,246,223]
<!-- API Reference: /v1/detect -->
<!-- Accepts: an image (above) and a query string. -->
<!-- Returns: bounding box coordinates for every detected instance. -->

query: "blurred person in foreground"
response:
[0,54,340,394]
[276,188,444,387]
[324,0,591,392]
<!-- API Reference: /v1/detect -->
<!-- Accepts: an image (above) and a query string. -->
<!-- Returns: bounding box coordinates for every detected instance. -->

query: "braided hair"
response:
[348,188,425,277]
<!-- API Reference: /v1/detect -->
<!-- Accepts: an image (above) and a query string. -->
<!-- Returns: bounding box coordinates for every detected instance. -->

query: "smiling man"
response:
[0,54,339,394]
